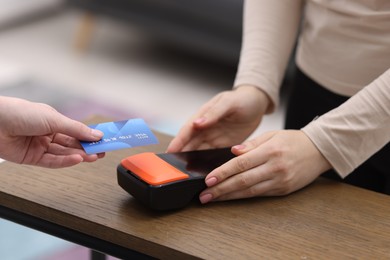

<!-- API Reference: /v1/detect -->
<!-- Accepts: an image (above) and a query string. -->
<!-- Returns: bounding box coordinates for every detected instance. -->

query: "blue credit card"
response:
[81,119,158,154]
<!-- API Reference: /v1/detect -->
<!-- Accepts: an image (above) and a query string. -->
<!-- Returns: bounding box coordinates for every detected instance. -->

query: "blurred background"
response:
[0,0,287,259]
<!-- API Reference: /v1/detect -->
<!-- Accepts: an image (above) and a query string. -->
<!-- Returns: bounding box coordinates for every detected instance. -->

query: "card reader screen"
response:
[157,147,236,178]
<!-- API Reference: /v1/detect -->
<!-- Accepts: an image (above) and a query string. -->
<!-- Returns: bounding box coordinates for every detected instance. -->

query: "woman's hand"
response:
[167,85,271,152]
[0,96,105,168]
[199,130,332,203]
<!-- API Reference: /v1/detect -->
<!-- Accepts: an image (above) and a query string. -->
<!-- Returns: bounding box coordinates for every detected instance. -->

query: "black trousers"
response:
[285,68,390,195]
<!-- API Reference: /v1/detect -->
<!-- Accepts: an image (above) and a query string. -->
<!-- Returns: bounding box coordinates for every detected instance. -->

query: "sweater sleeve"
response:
[302,68,390,177]
[233,0,303,113]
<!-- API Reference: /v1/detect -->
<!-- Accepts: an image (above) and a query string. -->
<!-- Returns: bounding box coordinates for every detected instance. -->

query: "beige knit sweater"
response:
[234,0,390,177]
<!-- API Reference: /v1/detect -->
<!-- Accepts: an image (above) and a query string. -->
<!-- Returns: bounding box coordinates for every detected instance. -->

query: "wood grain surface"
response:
[0,118,389,259]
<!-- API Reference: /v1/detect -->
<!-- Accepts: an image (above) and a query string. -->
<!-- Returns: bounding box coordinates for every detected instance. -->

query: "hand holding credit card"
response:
[80,119,158,154]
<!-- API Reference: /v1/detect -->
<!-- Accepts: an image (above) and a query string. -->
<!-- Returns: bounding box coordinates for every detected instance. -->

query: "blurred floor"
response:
[0,7,285,260]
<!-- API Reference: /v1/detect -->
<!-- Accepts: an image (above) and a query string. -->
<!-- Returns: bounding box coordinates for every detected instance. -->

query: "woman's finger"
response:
[47,143,99,162]
[166,120,200,152]
[193,93,232,128]
[212,179,276,201]
[37,153,84,168]
[205,146,269,187]
[231,131,276,155]
[52,133,82,148]
[200,163,274,203]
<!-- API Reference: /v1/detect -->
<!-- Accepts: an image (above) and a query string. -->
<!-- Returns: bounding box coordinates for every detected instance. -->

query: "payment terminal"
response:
[117,147,235,210]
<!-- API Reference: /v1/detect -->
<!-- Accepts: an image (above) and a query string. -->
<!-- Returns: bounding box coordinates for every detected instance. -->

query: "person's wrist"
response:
[300,130,332,175]
[234,85,271,114]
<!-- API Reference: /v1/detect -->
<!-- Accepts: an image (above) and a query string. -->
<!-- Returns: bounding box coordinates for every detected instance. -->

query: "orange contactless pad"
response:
[121,153,189,185]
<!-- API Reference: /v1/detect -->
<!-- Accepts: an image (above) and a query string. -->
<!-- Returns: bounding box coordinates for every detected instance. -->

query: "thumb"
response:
[231,131,276,155]
[52,114,104,141]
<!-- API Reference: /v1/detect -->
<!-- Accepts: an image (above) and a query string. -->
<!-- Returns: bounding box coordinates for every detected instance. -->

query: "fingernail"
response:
[92,129,103,138]
[205,177,217,187]
[199,193,213,204]
[194,117,206,125]
[232,144,246,151]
